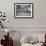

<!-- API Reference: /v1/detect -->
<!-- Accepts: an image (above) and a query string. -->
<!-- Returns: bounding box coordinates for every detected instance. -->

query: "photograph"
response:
[14,3,33,17]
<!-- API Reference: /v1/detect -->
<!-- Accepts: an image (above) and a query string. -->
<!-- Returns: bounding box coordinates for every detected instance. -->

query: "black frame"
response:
[14,3,33,18]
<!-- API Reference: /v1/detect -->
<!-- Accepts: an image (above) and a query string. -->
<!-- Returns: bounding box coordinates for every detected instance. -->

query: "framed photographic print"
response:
[14,3,33,18]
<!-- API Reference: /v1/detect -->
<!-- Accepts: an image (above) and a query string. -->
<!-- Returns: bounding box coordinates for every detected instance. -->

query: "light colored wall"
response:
[6,0,46,27]
[2,0,46,27]
[0,0,46,27]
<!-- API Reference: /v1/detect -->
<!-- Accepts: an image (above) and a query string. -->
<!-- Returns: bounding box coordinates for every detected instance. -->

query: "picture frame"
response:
[14,3,33,18]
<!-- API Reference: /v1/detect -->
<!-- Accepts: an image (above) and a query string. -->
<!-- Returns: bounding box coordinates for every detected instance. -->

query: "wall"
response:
[4,0,46,27]
[0,0,46,28]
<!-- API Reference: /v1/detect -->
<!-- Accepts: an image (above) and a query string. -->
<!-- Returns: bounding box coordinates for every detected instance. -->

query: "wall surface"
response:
[4,0,46,27]
[0,0,46,32]
[0,0,46,27]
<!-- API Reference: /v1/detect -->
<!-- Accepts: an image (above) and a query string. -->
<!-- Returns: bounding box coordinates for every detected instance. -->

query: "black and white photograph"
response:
[14,3,33,18]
